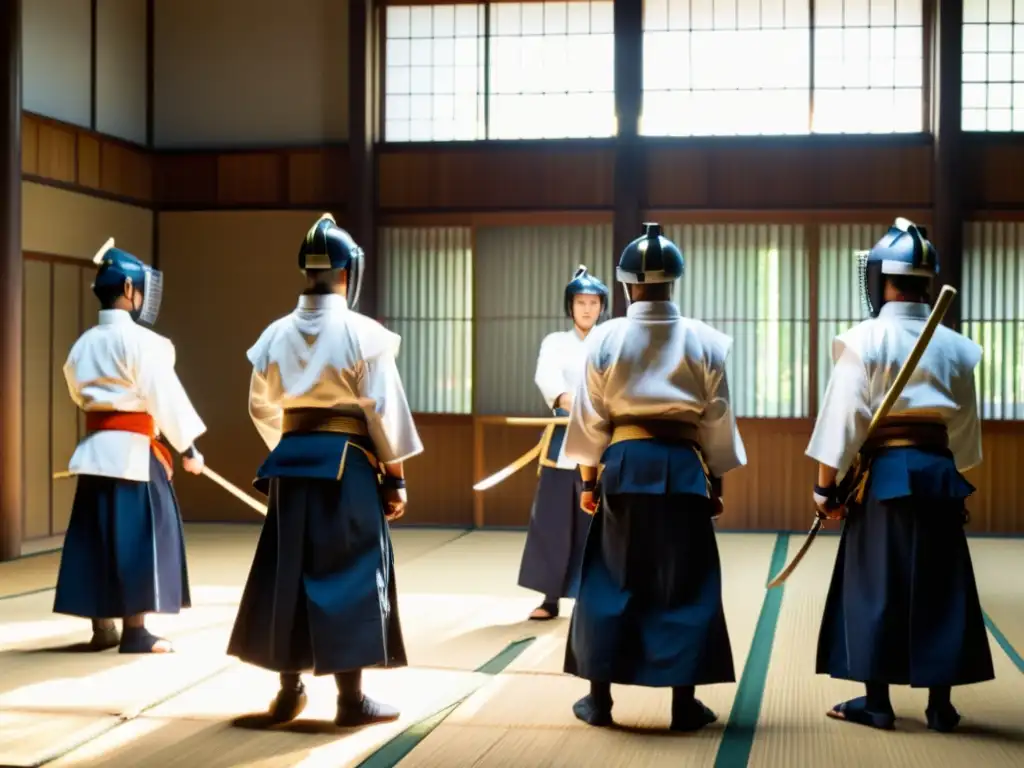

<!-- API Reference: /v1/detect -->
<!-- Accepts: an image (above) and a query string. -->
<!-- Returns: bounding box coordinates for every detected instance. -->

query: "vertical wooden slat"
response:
[932,0,964,329]
[611,0,643,317]
[23,260,52,541]
[350,0,377,318]
[90,0,98,131]
[51,264,81,536]
[0,0,22,560]
[807,223,821,414]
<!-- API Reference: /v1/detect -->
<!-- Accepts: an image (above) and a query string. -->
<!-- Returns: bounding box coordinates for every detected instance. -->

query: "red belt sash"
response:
[85,412,174,479]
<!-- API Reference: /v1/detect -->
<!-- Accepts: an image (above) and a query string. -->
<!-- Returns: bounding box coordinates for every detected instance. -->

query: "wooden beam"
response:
[90,0,98,131]
[611,0,643,317]
[0,0,23,560]
[146,0,155,147]
[350,0,377,318]
[932,0,964,330]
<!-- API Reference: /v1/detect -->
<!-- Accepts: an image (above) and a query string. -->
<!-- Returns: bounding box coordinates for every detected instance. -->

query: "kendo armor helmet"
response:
[617,222,684,303]
[563,264,609,318]
[91,238,163,326]
[298,213,365,309]
[858,217,938,318]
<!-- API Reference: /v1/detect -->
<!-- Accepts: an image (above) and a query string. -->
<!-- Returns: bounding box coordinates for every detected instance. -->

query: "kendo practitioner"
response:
[517,265,609,621]
[808,219,994,733]
[227,214,423,729]
[562,224,747,731]
[55,238,207,654]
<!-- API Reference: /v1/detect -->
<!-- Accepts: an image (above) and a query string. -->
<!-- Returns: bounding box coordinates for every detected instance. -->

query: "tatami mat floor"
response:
[0,525,1021,768]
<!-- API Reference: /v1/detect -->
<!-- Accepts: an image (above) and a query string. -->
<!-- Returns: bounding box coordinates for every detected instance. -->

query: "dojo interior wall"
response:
[153,0,350,148]
[19,181,153,542]
[15,0,1024,543]
[22,0,148,144]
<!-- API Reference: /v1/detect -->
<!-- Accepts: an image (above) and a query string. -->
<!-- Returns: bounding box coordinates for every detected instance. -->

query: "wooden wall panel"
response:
[646,139,934,211]
[720,419,818,532]
[23,110,1024,216]
[154,147,350,210]
[21,112,153,206]
[393,415,474,528]
[51,266,83,535]
[455,417,1024,534]
[22,181,154,263]
[377,144,615,212]
[20,256,94,542]
[964,135,1024,212]
[963,423,1024,534]
[475,421,552,528]
[23,261,53,540]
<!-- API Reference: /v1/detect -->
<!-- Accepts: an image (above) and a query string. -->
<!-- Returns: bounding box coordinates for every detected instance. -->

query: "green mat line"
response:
[356,637,537,768]
[983,611,1024,673]
[714,533,791,768]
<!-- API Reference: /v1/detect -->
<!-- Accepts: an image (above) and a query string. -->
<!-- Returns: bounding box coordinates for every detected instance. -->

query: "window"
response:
[642,0,812,136]
[384,5,486,142]
[962,221,1024,419]
[378,227,474,413]
[473,224,613,414]
[641,0,924,136]
[666,223,810,417]
[962,0,1024,131]
[383,2,615,142]
[488,2,615,139]
[813,0,924,133]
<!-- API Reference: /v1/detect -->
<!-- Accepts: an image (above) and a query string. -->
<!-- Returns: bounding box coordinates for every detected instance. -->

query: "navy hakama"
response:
[54,452,191,619]
[817,447,994,688]
[564,439,735,687]
[518,423,591,600]
[227,432,407,676]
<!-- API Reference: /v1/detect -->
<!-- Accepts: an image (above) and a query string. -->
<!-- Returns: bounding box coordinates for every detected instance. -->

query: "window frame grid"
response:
[640,0,928,138]
[380,3,489,143]
[380,1,617,143]
[961,0,1024,132]
[641,0,815,137]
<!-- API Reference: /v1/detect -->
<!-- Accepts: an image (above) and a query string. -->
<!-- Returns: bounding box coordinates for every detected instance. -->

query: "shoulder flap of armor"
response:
[953,330,983,371]
[128,325,176,370]
[684,318,733,364]
[246,319,287,370]
[348,311,402,360]
[832,320,875,365]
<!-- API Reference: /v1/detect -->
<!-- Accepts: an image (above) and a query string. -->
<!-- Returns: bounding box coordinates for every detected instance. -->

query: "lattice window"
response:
[384,5,486,142]
[641,0,812,136]
[665,223,811,417]
[488,2,616,139]
[963,221,1024,419]
[962,0,1024,131]
[378,227,475,413]
[813,0,924,133]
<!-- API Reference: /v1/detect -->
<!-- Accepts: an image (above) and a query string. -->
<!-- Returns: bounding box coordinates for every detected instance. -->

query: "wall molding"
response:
[20,111,1024,216]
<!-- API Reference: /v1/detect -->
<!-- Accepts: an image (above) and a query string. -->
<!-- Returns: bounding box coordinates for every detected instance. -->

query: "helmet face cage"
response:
[346,248,364,310]
[138,266,164,326]
[856,250,873,317]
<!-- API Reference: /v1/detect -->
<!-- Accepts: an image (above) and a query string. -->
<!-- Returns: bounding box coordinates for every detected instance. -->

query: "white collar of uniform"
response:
[879,301,930,319]
[98,309,134,325]
[297,293,348,311]
[626,300,680,320]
